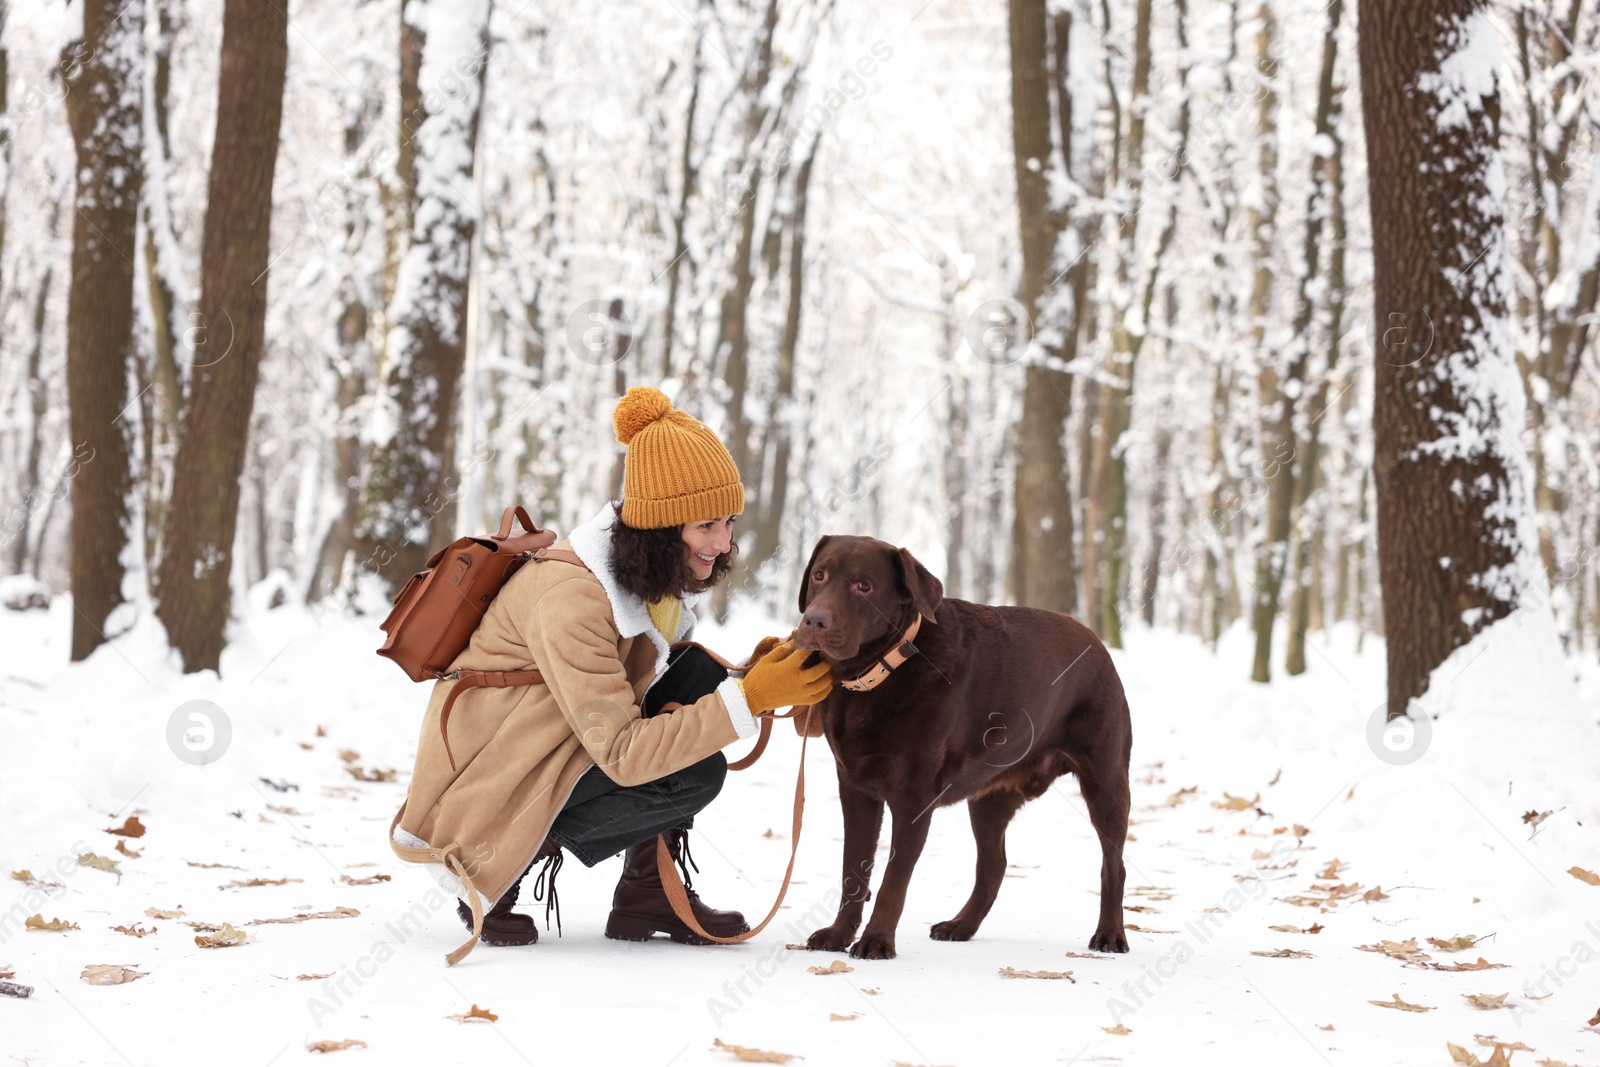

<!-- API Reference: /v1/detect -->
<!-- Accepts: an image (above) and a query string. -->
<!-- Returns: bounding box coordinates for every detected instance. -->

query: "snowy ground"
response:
[3,584,1599,1067]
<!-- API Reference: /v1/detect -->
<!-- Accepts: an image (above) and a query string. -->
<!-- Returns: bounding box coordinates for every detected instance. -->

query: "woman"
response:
[390,386,831,963]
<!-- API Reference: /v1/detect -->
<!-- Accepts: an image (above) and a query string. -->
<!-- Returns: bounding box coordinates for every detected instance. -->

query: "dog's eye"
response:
[854,580,871,594]
[812,569,826,582]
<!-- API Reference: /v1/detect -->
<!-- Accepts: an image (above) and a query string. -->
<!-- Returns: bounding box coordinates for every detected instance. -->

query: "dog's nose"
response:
[801,609,830,634]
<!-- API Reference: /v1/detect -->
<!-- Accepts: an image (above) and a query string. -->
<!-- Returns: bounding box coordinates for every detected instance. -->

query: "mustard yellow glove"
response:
[741,641,832,713]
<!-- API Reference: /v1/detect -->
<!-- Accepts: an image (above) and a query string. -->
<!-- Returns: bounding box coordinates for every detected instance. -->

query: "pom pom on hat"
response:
[613,386,674,444]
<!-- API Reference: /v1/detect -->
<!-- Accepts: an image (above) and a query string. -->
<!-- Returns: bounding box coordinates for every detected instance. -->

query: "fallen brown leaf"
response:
[291,973,334,981]
[1212,792,1260,812]
[1317,858,1347,879]
[1363,886,1391,902]
[1123,923,1178,933]
[807,960,853,975]
[248,907,360,926]
[339,874,391,886]
[111,924,155,938]
[1568,866,1599,886]
[25,914,77,932]
[998,967,1075,981]
[105,816,146,838]
[114,840,141,859]
[828,1013,859,1022]
[346,766,397,782]
[711,1037,798,1063]
[77,852,121,876]
[1063,951,1110,959]
[1462,993,1510,1011]
[1474,1036,1532,1052]
[1356,938,1431,967]
[1369,993,1431,1012]
[266,805,305,816]
[1102,1024,1131,1035]
[80,964,146,985]
[1316,1024,1333,1031]
[307,1039,365,1053]
[145,907,184,919]
[338,748,359,763]
[185,861,241,869]
[195,923,247,948]
[222,877,304,889]
[1428,935,1479,952]
[1269,923,1323,934]
[446,1003,498,1023]
[1250,948,1313,959]
[1432,957,1508,973]
[1163,786,1198,807]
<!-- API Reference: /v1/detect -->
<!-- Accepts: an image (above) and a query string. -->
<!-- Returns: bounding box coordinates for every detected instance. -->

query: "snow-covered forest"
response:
[3,0,1600,1064]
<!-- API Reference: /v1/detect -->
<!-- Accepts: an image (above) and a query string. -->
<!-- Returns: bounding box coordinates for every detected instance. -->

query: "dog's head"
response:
[793,535,942,663]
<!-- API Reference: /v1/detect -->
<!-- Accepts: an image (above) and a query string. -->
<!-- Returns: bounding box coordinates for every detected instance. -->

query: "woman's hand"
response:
[741,640,833,713]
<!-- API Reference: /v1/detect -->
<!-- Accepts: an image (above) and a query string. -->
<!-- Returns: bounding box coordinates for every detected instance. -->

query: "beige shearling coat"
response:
[387,502,756,963]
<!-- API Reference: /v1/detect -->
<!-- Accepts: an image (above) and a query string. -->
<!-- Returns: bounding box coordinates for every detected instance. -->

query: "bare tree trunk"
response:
[62,0,143,660]
[661,28,703,380]
[1008,0,1078,615]
[154,0,287,672]
[1360,0,1543,717]
[358,0,493,590]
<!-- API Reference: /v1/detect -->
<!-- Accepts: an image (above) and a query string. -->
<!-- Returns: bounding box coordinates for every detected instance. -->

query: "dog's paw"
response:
[805,925,855,952]
[1089,927,1130,954]
[929,919,975,942]
[848,932,897,960]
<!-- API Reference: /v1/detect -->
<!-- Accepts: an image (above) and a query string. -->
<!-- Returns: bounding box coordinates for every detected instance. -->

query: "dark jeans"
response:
[546,645,730,867]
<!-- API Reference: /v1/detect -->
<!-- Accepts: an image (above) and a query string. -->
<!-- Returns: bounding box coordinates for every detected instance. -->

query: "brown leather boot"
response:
[605,828,749,944]
[458,837,561,947]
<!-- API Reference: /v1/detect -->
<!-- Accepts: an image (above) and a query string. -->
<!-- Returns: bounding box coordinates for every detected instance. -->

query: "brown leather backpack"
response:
[377,505,587,769]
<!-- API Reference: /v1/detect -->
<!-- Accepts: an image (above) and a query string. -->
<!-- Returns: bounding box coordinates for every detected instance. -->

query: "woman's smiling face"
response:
[681,515,737,580]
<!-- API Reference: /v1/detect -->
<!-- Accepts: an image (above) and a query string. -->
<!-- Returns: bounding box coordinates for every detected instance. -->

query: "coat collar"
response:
[566,502,701,671]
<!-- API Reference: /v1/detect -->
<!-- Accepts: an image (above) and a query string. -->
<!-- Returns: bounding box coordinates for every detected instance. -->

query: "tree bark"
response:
[1008,0,1078,616]
[1359,0,1542,717]
[62,0,144,661]
[358,0,493,589]
[154,0,288,672]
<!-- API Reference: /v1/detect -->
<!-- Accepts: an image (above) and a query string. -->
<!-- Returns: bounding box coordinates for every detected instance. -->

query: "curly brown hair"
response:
[607,501,738,602]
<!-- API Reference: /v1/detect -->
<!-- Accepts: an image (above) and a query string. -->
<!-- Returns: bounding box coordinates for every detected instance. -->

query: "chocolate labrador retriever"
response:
[794,535,1131,959]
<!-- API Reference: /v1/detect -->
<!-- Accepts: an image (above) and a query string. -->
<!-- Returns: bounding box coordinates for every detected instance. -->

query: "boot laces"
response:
[673,831,701,896]
[530,851,563,936]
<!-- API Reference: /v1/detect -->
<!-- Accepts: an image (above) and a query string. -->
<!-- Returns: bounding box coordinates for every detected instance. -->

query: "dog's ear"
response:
[893,546,943,622]
[798,535,836,613]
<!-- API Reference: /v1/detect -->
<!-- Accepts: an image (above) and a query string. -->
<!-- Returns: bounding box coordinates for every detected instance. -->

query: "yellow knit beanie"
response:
[612,386,744,529]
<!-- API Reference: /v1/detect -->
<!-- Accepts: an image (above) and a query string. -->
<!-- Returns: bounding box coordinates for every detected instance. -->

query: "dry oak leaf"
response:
[1567,866,1599,886]
[1369,993,1432,1012]
[114,840,140,859]
[1064,951,1110,959]
[77,852,121,876]
[185,861,241,869]
[195,923,247,948]
[25,914,77,932]
[1102,1024,1132,1036]
[1356,938,1431,966]
[1474,1037,1533,1052]
[346,766,397,783]
[1462,993,1510,1011]
[1212,792,1259,812]
[1588,1007,1600,1027]
[711,1037,799,1063]
[307,1040,365,1053]
[145,907,184,919]
[80,964,146,986]
[296,973,334,981]
[1449,1043,1513,1067]
[998,967,1075,981]
[1250,949,1313,959]
[340,874,391,886]
[111,924,155,938]
[1164,786,1198,807]
[249,907,360,926]
[1269,924,1323,934]
[1363,886,1391,902]
[829,1013,859,1022]
[1428,935,1479,952]
[222,877,304,889]
[105,816,146,838]
[1316,1024,1334,1031]
[338,749,359,763]
[807,960,853,975]
[1123,924,1178,933]
[446,1003,498,1024]
[1317,858,1347,879]
[1433,958,1508,973]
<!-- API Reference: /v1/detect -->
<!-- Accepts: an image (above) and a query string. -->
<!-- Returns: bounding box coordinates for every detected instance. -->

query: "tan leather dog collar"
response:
[840,614,924,692]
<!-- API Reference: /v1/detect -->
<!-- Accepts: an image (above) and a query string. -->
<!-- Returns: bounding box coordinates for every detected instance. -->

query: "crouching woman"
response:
[389,386,831,964]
